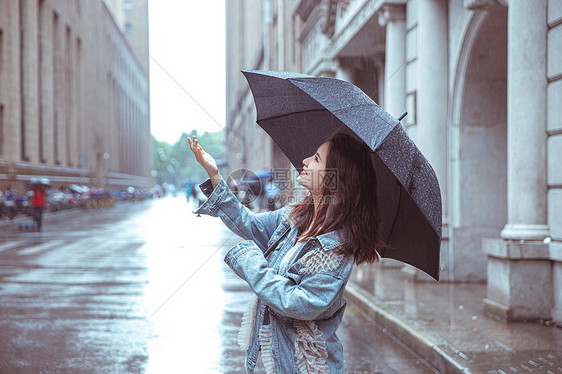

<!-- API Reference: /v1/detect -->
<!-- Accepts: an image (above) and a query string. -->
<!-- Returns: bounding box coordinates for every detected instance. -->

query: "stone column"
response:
[406,0,448,281]
[417,0,447,202]
[377,3,408,274]
[277,0,285,71]
[501,0,548,241]
[483,0,552,321]
[378,4,406,119]
[262,0,272,70]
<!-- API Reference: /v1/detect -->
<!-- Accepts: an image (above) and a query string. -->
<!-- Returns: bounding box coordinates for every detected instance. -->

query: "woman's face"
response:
[296,141,330,195]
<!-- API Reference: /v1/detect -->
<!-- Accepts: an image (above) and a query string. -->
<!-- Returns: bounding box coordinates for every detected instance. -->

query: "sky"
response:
[148,1,226,145]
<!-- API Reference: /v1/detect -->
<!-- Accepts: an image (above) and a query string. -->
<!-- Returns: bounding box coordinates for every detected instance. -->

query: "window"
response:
[124,22,132,36]
[0,104,4,156]
[38,0,45,162]
[0,28,3,74]
[19,0,29,161]
[76,37,82,155]
[123,0,133,12]
[53,12,60,164]
[65,26,72,167]
[405,91,417,127]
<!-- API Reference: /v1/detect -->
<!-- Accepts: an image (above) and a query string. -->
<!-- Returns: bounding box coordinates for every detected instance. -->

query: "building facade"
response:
[0,0,150,191]
[225,0,562,323]
[226,0,300,179]
[104,0,149,75]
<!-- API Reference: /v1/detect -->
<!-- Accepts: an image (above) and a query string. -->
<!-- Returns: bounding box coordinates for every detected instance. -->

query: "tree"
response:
[151,130,225,187]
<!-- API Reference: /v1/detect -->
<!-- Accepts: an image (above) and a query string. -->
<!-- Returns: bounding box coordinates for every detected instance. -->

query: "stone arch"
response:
[449,8,508,281]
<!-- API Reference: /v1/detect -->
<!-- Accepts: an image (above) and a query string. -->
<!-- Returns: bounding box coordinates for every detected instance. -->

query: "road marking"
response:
[58,236,109,252]
[19,240,66,255]
[0,241,24,253]
[495,340,517,353]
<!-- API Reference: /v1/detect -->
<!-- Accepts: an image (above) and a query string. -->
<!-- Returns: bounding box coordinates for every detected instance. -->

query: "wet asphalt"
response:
[0,195,437,373]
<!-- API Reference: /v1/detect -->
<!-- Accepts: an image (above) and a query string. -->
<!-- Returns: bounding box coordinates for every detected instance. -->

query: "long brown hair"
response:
[289,133,388,264]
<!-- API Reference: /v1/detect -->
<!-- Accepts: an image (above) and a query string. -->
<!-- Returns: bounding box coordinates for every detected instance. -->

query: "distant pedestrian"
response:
[32,186,46,231]
[188,134,388,373]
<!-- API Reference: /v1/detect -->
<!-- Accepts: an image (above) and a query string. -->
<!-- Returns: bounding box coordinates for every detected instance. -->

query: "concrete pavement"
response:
[345,264,562,373]
[0,198,438,372]
[2,202,560,373]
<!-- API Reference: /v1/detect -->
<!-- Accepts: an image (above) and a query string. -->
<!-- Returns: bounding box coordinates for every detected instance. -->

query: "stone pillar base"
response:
[483,298,552,322]
[500,223,549,241]
[483,239,552,322]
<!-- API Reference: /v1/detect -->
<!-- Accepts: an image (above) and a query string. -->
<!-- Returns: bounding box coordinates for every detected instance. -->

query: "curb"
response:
[344,283,475,374]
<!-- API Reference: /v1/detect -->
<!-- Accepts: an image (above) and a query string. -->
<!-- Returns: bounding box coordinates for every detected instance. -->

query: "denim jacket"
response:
[194,177,354,373]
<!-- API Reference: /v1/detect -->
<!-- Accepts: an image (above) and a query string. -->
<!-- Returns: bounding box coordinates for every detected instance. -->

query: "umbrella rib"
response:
[261,108,327,122]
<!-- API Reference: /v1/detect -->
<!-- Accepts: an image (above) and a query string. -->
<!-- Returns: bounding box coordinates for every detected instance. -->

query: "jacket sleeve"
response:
[224,240,353,321]
[193,177,287,251]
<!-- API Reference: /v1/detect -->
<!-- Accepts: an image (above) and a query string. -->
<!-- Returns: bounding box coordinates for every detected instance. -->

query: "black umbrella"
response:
[243,70,442,280]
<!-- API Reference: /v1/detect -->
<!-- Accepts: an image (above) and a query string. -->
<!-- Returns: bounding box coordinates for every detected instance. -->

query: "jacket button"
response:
[310,239,318,246]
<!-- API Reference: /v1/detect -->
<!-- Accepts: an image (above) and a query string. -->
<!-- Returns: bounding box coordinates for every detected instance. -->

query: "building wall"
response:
[0,0,150,191]
[547,0,562,323]
[103,0,150,75]
[225,0,297,181]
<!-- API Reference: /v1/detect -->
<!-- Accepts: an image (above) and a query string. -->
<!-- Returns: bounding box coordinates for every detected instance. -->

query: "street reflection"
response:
[403,277,418,318]
[3,195,556,372]
[140,196,228,373]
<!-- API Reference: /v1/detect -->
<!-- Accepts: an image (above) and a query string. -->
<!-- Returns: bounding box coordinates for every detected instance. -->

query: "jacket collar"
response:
[314,230,345,251]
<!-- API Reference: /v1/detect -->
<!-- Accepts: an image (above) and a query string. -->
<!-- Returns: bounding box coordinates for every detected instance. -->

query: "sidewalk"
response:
[0,208,75,230]
[345,263,562,373]
[0,214,34,229]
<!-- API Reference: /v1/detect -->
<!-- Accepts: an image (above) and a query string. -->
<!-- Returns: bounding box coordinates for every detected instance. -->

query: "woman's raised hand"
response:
[188,136,221,188]
[188,136,218,176]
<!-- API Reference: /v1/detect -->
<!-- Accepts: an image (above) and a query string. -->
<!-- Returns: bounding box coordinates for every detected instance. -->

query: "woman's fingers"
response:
[193,136,199,152]
[188,137,197,155]
[188,137,198,153]
[188,136,206,165]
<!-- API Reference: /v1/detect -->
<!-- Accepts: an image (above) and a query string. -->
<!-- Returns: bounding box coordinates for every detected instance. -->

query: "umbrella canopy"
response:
[29,177,51,189]
[243,70,442,280]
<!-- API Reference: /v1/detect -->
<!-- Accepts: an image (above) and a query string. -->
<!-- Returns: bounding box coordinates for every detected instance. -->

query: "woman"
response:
[188,133,387,373]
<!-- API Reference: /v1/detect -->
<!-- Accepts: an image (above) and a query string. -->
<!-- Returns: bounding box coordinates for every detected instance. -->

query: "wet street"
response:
[0,195,437,373]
